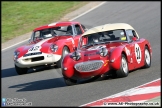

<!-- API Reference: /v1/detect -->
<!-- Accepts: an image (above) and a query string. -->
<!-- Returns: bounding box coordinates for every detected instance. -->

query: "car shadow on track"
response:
[8,77,109,92]
[8,75,113,92]
[79,75,116,85]
[9,77,67,92]
[1,65,58,78]
[8,69,141,92]
[1,67,18,78]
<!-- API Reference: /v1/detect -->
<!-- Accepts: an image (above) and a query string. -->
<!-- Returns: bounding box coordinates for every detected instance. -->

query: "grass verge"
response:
[2,1,88,43]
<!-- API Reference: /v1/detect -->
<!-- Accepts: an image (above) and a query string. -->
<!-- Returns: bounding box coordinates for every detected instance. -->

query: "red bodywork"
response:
[17,36,73,58]
[62,38,152,80]
[14,21,86,68]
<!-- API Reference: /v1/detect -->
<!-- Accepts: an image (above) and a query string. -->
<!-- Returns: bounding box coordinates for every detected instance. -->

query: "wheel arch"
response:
[144,44,149,52]
[109,46,124,70]
[144,43,152,60]
[121,51,128,62]
[143,43,151,68]
[63,45,70,52]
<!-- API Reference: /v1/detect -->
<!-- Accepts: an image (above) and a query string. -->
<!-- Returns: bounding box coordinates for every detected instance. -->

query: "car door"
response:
[126,29,143,69]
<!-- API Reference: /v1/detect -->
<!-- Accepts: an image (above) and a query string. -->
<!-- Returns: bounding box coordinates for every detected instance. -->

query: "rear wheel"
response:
[56,46,70,68]
[143,46,151,68]
[64,77,77,86]
[15,65,28,75]
[116,54,129,78]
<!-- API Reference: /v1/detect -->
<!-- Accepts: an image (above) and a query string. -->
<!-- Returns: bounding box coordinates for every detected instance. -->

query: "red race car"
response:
[62,23,152,86]
[13,21,88,75]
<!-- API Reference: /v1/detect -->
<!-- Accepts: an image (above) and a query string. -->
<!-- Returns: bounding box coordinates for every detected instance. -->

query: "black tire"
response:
[110,70,117,79]
[15,65,28,75]
[64,77,77,86]
[143,46,151,68]
[116,54,129,78]
[56,46,70,68]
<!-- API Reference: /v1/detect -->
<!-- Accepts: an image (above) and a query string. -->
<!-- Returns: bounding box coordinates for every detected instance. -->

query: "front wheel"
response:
[15,65,28,75]
[64,77,77,86]
[116,54,129,78]
[56,46,70,68]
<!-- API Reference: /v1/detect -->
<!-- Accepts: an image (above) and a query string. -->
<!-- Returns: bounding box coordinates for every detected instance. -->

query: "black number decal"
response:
[29,47,34,51]
[33,46,39,51]
[136,47,140,59]
[29,46,39,51]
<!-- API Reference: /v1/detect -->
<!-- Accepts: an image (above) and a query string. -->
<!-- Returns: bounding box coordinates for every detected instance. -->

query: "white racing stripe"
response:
[27,38,51,53]
[2,2,106,51]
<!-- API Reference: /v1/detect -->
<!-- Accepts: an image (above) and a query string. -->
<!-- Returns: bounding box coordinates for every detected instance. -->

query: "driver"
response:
[66,26,73,35]
[43,30,52,38]
[120,32,127,40]
[92,34,99,43]
[105,31,116,40]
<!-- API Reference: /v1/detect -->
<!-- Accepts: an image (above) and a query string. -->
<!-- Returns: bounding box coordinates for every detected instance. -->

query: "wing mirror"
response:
[132,37,137,41]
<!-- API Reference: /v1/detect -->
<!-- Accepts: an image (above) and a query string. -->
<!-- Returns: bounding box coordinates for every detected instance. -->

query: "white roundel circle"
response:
[135,43,142,64]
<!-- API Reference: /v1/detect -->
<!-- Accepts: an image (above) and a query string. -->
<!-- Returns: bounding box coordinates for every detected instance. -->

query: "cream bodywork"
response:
[15,52,61,68]
[14,38,62,68]
[82,23,139,38]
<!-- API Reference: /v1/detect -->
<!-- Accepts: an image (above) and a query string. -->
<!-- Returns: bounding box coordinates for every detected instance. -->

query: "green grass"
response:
[2,1,88,43]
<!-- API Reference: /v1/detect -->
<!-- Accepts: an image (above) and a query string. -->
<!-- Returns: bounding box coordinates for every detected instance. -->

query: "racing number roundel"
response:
[135,43,142,64]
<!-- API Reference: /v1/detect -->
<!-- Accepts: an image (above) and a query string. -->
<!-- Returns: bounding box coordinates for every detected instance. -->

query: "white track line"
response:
[69,2,106,21]
[80,78,161,107]
[2,2,106,51]
[2,39,30,51]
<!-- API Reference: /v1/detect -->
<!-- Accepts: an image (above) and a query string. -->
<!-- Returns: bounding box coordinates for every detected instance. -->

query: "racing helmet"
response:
[120,31,126,40]
[106,31,115,40]
[67,26,73,35]
[120,31,125,36]
[92,34,99,43]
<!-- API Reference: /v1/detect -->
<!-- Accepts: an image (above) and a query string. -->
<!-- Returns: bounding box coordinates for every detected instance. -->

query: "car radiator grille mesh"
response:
[74,60,104,72]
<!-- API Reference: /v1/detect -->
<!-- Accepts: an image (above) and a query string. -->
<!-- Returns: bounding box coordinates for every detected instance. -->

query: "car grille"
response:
[74,60,104,72]
[31,56,44,62]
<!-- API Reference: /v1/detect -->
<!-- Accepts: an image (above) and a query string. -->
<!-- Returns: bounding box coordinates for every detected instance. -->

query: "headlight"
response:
[13,51,20,60]
[71,51,81,61]
[50,44,58,52]
[99,47,108,57]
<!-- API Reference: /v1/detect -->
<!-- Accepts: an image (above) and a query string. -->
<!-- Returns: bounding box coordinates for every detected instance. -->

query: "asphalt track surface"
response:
[1,2,160,106]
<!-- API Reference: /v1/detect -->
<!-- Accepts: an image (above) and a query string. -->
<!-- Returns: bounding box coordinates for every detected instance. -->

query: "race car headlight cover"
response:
[13,51,20,60]
[99,47,108,57]
[71,51,81,61]
[50,44,58,52]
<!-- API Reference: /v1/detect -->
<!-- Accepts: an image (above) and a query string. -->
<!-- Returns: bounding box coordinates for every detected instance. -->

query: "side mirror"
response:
[73,47,77,51]
[132,37,137,41]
